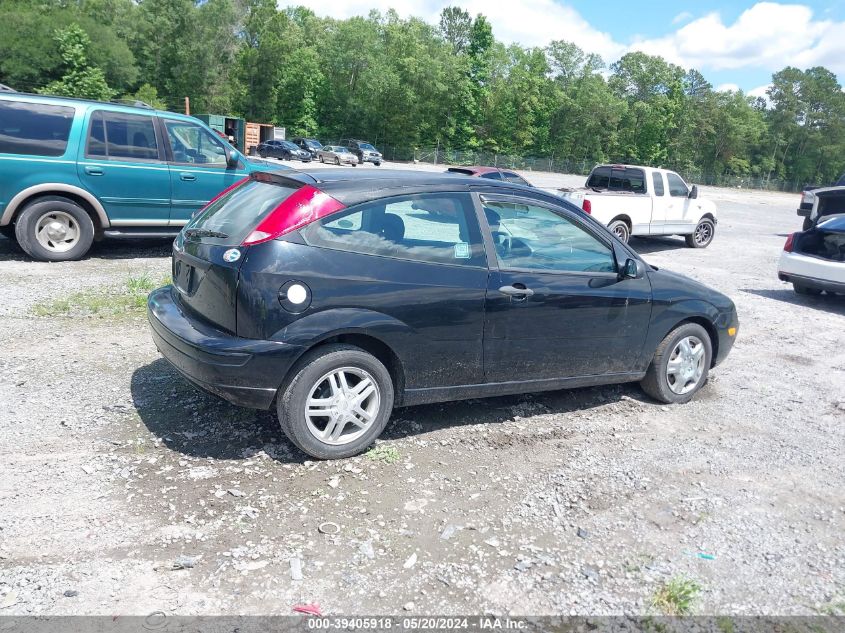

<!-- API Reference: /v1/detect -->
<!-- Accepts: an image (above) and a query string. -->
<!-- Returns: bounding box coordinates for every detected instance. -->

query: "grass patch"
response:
[651,576,701,615]
[33,273,171,318]
[365,444,400,464]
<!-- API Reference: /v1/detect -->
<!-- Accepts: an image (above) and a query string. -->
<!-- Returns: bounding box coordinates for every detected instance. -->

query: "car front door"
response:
[479,194,653,382]
[161,118,248,224]
[77,109,171,225]
[663,172,694,233]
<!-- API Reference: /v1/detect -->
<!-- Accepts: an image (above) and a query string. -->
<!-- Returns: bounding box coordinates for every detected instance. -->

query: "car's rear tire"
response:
[277,344,395,460]
[793,283,822,296]
[15,197,95,262]
[375,162,381,167]
[685,218,715,248]
[319,155,324,163]
[640,322,712,404]
[608,219,630,243]
[335,157,340,165]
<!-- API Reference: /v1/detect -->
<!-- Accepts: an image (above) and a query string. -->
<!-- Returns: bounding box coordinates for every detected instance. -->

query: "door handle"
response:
[179,173,197,181]
[84,166,104,176]
[498,285,534,297]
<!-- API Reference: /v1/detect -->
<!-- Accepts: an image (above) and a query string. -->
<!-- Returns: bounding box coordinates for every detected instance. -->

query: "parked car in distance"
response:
[148,169,739,459]
[0,92,288,261]
[797,173,845,229]
[257,139,311,162]
[316,145,358,166]
[446,166,533,187]
[291,137,323,160]
[779,215,845,295]
[340,139,382,166]
[558,164,717,247]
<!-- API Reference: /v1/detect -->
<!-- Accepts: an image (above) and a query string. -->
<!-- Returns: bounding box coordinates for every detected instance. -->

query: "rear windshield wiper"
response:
[184,228,230,239]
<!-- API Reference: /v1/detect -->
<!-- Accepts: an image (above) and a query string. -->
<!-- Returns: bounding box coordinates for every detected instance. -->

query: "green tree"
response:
[38,24,114,100]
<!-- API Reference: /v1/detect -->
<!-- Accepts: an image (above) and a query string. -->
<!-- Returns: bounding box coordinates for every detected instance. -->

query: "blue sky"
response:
[286,0,845,95]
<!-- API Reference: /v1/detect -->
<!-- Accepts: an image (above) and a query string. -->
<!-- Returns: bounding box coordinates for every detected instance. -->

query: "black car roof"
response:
[254,168,563,208]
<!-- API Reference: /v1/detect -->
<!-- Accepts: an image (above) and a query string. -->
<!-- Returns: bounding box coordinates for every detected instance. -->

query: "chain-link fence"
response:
[366,145,805,193]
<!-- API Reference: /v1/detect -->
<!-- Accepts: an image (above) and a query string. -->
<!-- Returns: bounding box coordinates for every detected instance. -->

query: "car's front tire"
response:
[375,162,381,167]
[277,344,395,459]
[335,157,341,165]
[640,322,712,404]
[685,217,715,248]
[15,197,95,262]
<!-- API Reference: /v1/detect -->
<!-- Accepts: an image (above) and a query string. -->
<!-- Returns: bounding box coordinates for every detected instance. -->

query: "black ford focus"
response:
[148,169,738,459]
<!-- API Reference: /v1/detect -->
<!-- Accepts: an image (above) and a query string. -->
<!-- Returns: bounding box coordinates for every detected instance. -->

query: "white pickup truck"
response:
[559,164,718,248]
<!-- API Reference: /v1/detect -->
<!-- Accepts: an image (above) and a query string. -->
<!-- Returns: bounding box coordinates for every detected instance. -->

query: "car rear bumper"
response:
[147,286,304,409]
[778,252,845,292]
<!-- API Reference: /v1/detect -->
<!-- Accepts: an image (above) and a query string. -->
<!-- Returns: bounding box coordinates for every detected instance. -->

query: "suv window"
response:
[87,110,159,161]
[483,199,616,274]
[164,119,227,166]
[502,171,529,186]
[652,171,665,196]
[302,193,486,267]
[666,172,689,197]
[480,171,502,181]
[587,166,646,193]
[0,100,74,157]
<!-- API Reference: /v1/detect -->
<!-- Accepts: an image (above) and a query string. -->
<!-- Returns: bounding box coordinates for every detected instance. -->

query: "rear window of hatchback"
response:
[0,100,75,157]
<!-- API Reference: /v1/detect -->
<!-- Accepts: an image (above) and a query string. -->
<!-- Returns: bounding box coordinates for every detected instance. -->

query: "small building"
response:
[245,122,275,155]
[194,114,245,151]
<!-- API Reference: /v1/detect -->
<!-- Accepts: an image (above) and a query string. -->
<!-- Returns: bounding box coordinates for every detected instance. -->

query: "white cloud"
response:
[282,1,845,84]
[629,2,845,75]
[748,84,772,98]
[284,0,624,62]
[672,11,694,25]
[716,83,741,92]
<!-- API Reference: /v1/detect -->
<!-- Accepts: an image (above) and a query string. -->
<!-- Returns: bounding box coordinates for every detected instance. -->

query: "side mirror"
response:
[623,258,645,279]
[224,146,238,168]
[689,184,699,199]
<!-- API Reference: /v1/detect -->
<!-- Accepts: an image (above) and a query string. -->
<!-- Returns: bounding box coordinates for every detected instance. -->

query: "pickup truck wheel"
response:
[685,218,715,248]
[277,344,395,460]
[640,323,712,404]
[15,197,94,262]
[608,219,630,243]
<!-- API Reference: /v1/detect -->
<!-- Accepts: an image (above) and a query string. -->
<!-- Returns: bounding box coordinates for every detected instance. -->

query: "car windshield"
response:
[306,140,322,149]
[335,147,349,153]
[281,141,298,150]
[359,143,376,151]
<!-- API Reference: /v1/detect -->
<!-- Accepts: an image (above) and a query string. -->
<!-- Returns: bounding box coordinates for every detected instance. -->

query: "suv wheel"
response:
[685,218,715,248]
[277,344,395,459]
[15,197,94,262]
[640,323,712,404]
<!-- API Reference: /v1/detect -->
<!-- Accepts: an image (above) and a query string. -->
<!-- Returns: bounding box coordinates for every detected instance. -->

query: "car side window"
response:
[502,172,529,185]
[302,193,486,267]
[666,172,689,197]
[652,171,665,196]
[86,110,159,161]
[164,120,227,166]
[481,171,502,181]
[483,199,616,274]
[0,100,75,157]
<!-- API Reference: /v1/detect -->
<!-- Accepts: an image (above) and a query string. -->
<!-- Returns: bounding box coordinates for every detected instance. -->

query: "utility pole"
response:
[184,97,190,116]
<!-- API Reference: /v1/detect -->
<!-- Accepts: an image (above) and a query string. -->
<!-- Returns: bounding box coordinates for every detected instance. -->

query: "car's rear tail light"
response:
[242,185,345,246]
[582,199,592,214]
[783,232,797,252]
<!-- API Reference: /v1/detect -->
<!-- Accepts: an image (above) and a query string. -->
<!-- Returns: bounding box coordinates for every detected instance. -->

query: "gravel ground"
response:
[1,160,844,617]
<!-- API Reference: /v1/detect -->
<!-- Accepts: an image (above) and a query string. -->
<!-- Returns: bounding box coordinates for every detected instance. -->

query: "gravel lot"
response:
[1,160,843,617]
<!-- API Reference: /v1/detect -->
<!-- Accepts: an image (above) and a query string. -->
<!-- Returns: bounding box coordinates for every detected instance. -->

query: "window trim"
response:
[83,109,164,163]
[161,117,230,169]
[476,193,619,277]
[301,191,489,269]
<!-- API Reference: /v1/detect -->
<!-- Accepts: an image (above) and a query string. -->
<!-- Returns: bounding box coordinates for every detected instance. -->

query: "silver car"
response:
[317,145,359,166]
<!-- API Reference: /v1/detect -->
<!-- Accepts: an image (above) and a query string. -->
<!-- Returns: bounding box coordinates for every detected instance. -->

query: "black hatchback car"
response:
[148,170,738,459]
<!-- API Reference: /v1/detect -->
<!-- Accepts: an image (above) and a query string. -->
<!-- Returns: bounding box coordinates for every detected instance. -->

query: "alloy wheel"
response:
[304,367,381,446]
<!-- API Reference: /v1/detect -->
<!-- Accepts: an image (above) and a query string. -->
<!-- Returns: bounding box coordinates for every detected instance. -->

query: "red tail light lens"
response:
[243,185,345,246]
[582,199,592,214]
[783,233,796,252]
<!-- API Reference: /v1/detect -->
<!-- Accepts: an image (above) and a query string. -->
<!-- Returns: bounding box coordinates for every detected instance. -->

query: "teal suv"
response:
[0,93,287,261]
